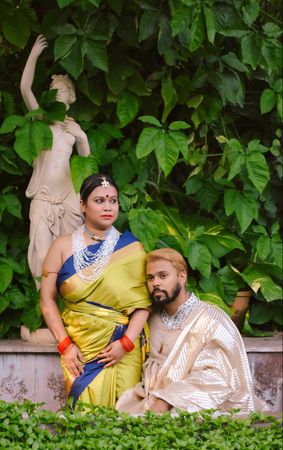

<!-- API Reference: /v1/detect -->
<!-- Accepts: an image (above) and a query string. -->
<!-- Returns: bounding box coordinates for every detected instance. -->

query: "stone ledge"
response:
[0,334,282,354]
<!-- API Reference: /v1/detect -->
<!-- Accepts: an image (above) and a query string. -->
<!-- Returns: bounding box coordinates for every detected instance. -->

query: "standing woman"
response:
[20,35,90,283]
[40,174,151,408]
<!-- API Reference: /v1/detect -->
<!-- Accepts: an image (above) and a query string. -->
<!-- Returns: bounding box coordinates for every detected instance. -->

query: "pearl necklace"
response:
[160,293,199,330]
[72,225,120,281]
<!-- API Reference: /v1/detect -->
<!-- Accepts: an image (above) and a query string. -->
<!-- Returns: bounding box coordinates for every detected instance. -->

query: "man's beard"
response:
[150,282,182,306]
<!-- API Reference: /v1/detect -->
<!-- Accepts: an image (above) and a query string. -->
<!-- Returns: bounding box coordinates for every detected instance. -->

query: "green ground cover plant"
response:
[0,400,282,449]
[0,0,282,337]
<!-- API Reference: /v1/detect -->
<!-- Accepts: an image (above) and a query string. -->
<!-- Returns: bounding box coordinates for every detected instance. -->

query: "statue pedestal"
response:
[20,325,56,345]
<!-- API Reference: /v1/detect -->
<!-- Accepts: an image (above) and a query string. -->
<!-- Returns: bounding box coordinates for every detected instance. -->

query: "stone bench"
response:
[0,335,282,412]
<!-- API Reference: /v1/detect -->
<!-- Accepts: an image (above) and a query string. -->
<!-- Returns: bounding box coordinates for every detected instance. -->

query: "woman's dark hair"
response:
[80,173,119,203]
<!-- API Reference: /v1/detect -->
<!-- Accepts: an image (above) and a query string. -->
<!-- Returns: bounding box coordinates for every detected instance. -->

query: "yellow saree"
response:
[56,230,151,407]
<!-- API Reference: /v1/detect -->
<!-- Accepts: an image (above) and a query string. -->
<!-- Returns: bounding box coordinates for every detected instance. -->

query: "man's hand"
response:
[96,340,127,367]
[149,398,171,414]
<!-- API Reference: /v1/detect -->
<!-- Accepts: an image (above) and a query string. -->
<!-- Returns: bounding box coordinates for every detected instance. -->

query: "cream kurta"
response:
[116,296,267,414]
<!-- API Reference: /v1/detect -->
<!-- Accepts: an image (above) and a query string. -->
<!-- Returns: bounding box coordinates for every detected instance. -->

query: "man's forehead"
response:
[146,259,174,274]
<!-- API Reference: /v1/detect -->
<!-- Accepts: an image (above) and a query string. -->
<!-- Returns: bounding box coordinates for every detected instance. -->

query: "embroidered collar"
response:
[160,293,199,330]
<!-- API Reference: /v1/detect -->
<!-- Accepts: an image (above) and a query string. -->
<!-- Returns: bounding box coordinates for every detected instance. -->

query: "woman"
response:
[20,35,90,283]
[40,174,151,408]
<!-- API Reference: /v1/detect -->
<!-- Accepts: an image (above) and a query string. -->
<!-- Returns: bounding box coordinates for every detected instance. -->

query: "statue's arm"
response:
[64,118,91,156]
[20,34,48,111]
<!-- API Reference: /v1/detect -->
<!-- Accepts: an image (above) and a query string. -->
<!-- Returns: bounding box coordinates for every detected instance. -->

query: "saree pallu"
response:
[56,230,151,407]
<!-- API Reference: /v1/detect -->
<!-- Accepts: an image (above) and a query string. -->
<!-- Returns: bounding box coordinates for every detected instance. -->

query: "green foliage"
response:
[0,400,282,449]
[0,0,282,336]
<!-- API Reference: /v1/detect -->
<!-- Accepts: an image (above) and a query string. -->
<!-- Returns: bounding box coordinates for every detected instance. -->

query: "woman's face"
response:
[51,80,71,107]
[81,185,119,231]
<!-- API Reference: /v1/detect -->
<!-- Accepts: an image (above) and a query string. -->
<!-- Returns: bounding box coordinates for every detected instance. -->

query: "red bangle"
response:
[119,334,135,352]
[57,336,73,354]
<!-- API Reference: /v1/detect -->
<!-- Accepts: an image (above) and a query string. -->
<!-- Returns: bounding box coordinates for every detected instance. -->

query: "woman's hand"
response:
[62,344,85,377]
[31,34,48,58]
[96,340,127,368]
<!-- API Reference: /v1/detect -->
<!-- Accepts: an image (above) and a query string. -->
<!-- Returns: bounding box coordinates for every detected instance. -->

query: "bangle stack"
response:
[57,336,73,355]
[119,334,135,352]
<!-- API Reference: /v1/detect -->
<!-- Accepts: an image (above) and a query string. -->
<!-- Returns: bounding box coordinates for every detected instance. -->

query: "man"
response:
[116,248,266,414]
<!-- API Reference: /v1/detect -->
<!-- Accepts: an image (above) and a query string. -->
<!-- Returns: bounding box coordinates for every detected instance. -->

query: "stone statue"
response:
[20,35,90,285]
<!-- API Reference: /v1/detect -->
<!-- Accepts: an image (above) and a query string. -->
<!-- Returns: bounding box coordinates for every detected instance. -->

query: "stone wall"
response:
[0,335,282,412]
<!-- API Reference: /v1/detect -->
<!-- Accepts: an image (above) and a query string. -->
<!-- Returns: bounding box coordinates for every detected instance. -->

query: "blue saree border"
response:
[56,230,138,288]
[69,324,127,408]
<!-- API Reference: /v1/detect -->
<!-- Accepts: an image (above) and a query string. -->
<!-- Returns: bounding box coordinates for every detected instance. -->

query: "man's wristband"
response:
[57,336,73,354]
[119,334,135,352]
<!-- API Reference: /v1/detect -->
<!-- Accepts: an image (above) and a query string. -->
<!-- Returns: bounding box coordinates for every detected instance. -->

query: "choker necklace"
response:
[83,226,105,241]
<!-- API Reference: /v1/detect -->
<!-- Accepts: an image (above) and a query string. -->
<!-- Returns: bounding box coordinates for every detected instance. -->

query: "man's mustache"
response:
[152,288,167,295]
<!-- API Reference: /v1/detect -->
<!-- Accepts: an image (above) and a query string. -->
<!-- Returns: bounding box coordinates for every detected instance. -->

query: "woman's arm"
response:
[20,34,48,111]
[40,238,84,377]
[97,308,149,367]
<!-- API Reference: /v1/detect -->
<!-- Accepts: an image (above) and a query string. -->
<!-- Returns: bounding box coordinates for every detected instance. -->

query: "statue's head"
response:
[50,74,76,109]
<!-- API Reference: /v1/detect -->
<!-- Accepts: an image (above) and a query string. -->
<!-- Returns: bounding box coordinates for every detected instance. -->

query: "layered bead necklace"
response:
[72,225,120,282]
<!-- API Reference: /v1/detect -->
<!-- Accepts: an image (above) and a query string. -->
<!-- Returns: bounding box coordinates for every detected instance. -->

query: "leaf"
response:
[128,208,162,251]
[185,176,202,194]
[3,11,30,48]
[168,121,190,131]
[241,33,260,70]
[0,115,25,134]
[262,41,282,75]
[70,155,98,192]
[240,264,282,301]
[246,152,269,193]
[0,262,13,294]
[256,236,271,261]
[212,71,244,106]
[3,194,22,219]
[117,91,139,127]
[57,0,76,7]
[171,7,191,37]
[21,300,42,331]
[4,287,26,309]
[161,77,178,122]
[158,14,173,56]
[249,303,273,325]
[83,39,108,72]
[54,34,77,60]
[60,40,83,79]
[138,116,162,127]
[185,240,211,278]
[221,52,247,73]
[136,127,160,158]
[203,5,216,43]
[169,131,189,160]
[228,154,245,180]
[128,72,151,96]
[14,121,50,164]
[242,2,260,27]
[154,132,179,176]
[189,10,205,52]
[260,88,276,114]
[224,190,258,232]
[139,11,159,41]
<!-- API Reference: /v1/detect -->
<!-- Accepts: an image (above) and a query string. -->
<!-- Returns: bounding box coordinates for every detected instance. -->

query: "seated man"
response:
[116,248,266,414]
